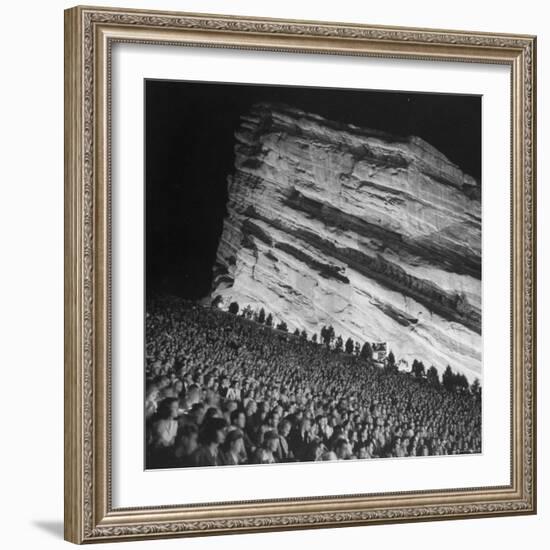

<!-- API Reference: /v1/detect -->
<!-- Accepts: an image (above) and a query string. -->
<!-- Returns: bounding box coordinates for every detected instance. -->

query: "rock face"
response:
[211,103,481,381]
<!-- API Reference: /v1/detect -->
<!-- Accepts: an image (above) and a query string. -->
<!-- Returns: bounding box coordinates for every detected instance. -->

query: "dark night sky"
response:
[145,79,481,299]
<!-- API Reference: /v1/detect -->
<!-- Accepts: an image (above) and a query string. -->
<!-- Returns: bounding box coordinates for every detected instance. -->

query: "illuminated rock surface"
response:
[212,103,481,380]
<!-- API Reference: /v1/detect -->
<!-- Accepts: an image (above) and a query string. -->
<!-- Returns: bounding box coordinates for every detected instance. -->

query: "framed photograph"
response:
[64,5,537,544]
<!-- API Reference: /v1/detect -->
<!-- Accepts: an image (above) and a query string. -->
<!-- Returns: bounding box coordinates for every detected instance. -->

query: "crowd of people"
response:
[145,297,482,469]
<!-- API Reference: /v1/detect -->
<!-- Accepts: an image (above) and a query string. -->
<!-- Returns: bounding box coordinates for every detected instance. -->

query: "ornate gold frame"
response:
[64,5,537,544]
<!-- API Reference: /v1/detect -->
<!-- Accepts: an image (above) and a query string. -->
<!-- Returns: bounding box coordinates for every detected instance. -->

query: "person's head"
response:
[145,384,160,403]
[185,384,200,406]
[264,430,280,453]
[230,410,246,429]
[309,422,320,437]
[157,375,170,390]
[173,380,184,394]
[204,388,219,407]
[332,425,344,438]
[334,438,352,460]
[151,362,162,377]
[303,439,324,462]
[223,400,238,414]
[357,446,368,459]
[225,429,244,456]
[279,419,292,437]
[204,407,220,421]
[200,417,227,446]
[267,411,280,428]
[322,451,337,461]
[178,423,199,453]
[245,400,257,416]
[157,397,179,420]
[189,402,206,425]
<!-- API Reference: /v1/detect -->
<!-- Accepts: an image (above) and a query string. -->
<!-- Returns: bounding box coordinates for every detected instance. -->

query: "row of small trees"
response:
[411,359,481,395]
[224,300,481,395]
[228,301,380,358]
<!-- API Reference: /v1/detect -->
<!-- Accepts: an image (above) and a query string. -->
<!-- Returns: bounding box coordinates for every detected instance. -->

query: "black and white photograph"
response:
[144,80,482,470]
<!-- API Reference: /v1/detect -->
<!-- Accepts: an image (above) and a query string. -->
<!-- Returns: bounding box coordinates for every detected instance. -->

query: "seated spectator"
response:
[221,429,245,466]
[334,438,353,460]
[253,430,280,464]
[230,409,255,460]
[276,418,293,462]
[145,384,160,420]
[191,417,227,467]
[302,438,325,462]
[174,423,199,466]
[148,397,179,468]
[152,398,179,449]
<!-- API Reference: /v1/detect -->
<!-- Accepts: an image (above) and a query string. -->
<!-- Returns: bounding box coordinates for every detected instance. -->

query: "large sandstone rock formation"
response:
[211,102,481,380]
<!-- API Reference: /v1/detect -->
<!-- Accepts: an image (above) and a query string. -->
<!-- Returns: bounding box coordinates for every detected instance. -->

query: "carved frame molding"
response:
[64,5,536,544]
